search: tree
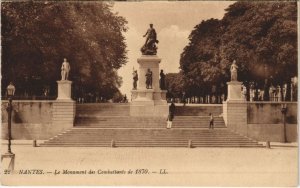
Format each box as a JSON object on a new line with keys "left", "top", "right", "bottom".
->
{"left": 180, "top": 19, "right": 227, "bottom": 98}
{"left": 222, "top": 2, "right": 297, "bottom": 100}
{"left": 180, "top": 2, "right": 297, "bottom": 101}
{"left": 165, "top": 73, "right": 184, "bottom": 99}
{"left": 222, "top": 2, "right": 297, "bottom": 83}
{"left": 2, "top": 1, "right": 128, "bottom": 100}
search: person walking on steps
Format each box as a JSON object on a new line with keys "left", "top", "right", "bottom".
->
{"left": 209, "top": 113, "right": 214, "bottom": 129}
{"left": 167, "top": 100, "right": 176, "bottom": 129}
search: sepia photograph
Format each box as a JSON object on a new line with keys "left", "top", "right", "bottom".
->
{"left": 1, "top": 0, "right": 298, "bottom": 186}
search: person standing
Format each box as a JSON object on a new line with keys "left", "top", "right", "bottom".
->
{"left": 209, "top": 113, "right": 214, "bottom": 129}
{"left": 167, "top": 100, "right": 176, "bottom": 129}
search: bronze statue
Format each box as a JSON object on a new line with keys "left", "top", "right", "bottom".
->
{"left": 133, "top": 70, "right": 138, "bottom": 90}
{"left": 141, "top": 24, "right": 159, "bottom": 55}
{"left": 160, "top": 69, "right": 166, "bottom": 90}
{"left": 145, "top": 68, "right": 153, "bottom": 89}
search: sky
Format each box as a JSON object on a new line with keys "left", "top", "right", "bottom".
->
{"left": 112, "top": 1, "right": 234, "bottom": 99}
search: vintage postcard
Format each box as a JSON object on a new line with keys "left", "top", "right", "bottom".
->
{"left": 1, "top": 1, "right": 298, "bottom": 186}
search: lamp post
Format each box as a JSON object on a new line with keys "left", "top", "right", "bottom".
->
{"left": 6, "top": 82, "right": 15, "bottom": 154}
{"left": 281, "top": 103, "right": 288, "bottom": 143}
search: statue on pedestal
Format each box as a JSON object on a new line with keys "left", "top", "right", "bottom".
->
{"left": 230, "top": 60, "right": 238, "bottom": 81}
{"left": 242, "top": 84, "right": 247, "bottom": 100}
{"left": 141, "top": 24, "right": 159, "bottom": 55}
{"left": 61, "top": 58, "right": 70, "bottom": 80}
{"left": 132, "top": 70, "right": 138, "bottom": 90}
{"left": 145, "top": 68, "right": 153, "bottom": 89}
{"left": 160, "top": 69, "right": 166, "bottom": 90}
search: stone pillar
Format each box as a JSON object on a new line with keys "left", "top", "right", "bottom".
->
{"left": 223, "top": 101, "right": 247, "bottom": 127}
{"left": 52, "top": 101, "right": 76, "bottom": 133}
{"left": 57, "top": 80, "right": 72, "bottom": 101}
{"left": 223, "top": 80, "right": 247, "bottom": 133}
{"left": 53, "top": 80, "right": 75, "bottom": 132}
{"left": 131, "top": 55, "right": 168, "bottom": 117}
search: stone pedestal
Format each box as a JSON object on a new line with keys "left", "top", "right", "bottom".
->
{"left": 223, "top": 100, "right": 247, "bottom": 129}
{"left": 130, "top": 55, "right": 168, "bottom": 117}
{"left": 223, "top": 81, "right": 247, "bottom": 130}
{"left": 227, "top": 81, "right": 244, "bottom": 101}
{"left": 57, "top": 80, "right": 73, "bottom": 101}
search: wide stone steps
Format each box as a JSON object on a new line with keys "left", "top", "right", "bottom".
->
{"left": 41, "top": 104, "right": 261, "bottom": 148}
{"left": 76, "top": 104, "right": 130, "bottom": 116}
{"left": 175, "top": 105, "right": 223, "bottom": 116}
{"left": 76, "top": 104, "right": 223, "bottom": 117}
{"left": 75, "top": 116, "right": 226, "bottom": 129}
{"left": 40, "top": 128, "right": 263, "bottom": 148}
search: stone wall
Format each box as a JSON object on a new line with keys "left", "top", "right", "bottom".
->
{"left": 1, "top": 100, "right": 75, "bottom": 140}
{"left": 248, "top": 102, "right": 297, "bottom": 124}
{"left": 244, "top": 124, "right": 297, "bottom": 143}
{"left": 223, "top": 101, "right": 298, "bottom": 142}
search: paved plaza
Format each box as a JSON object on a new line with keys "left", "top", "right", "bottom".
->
{"left": 1, "top": 141, "right": 298, "bottom": 186}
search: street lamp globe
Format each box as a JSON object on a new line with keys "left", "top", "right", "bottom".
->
{"left": 7, "top": 82, "right": 15, "bottom": 97}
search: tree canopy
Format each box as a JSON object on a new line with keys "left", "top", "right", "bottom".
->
{"left": 165, "top": 73, "right": 184, "bottom": 98}
{"left": 2, "top": 1, "right": 127, "bottom": 99}
{"left": 179, "top": 2, "right": 297, "bottom": 99}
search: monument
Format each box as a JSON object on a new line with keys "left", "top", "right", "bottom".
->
{"left": 57, "top": 58, "right": 73, "bottom": 101}
{"left": 131, "top": 24, "right": 168, "bottom": 116}
{"left": 223, "top": 59, "right": 246, "bottom": 128}
{"left": 54, "top": 58, "right": 75, "bottom": 135}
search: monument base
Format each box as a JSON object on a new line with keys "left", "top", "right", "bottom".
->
{"left": 130, "top": 55, "right": 168, "bottom": 117}
{"left": 57, "top": 80, "right": 73, "bottom": 101}
{"left": 226, "top": 81, "right": 245, "bottom": 102}
{"left": 130, "top": 104, "right": 168, "bottom": 117}
{"left": 131, "top": 89, "right": 167, "bottom": 104}
{"left": 130, "top": 89, "right": 168, "bottom": 117}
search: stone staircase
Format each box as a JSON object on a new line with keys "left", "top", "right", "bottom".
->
{"left": 75, "top": 116, "right": 226, "bottom": 129}
{"left": 40, "top": 128, "right": 262, "bottom": 147}
{"left": 41, "top": 104, "right": 263, "bottom": 148}
{"left": 175, "top": 105, "right": 223, "bottom": 116}
{"left": 76, "top": 103, "right": 130, "bottom": 116}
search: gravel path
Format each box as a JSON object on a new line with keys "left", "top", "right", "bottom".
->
{"left": 1, "top": 142, "right": 298, "bottom": 186}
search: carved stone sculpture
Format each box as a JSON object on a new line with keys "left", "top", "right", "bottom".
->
{"left": 160, "top": 69, "right": 166, "bottom": 90}
{"left": 230, "top": 60, "right": 238, "bottom": 81}
{"left": 61, "top": 58, "right": 70, "bottom": 80}
{"left": 145, "top": 68, "right": 153, "bottom": 89}
{"left": 133, "top": 70, "right": 138, "bottom": 90}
